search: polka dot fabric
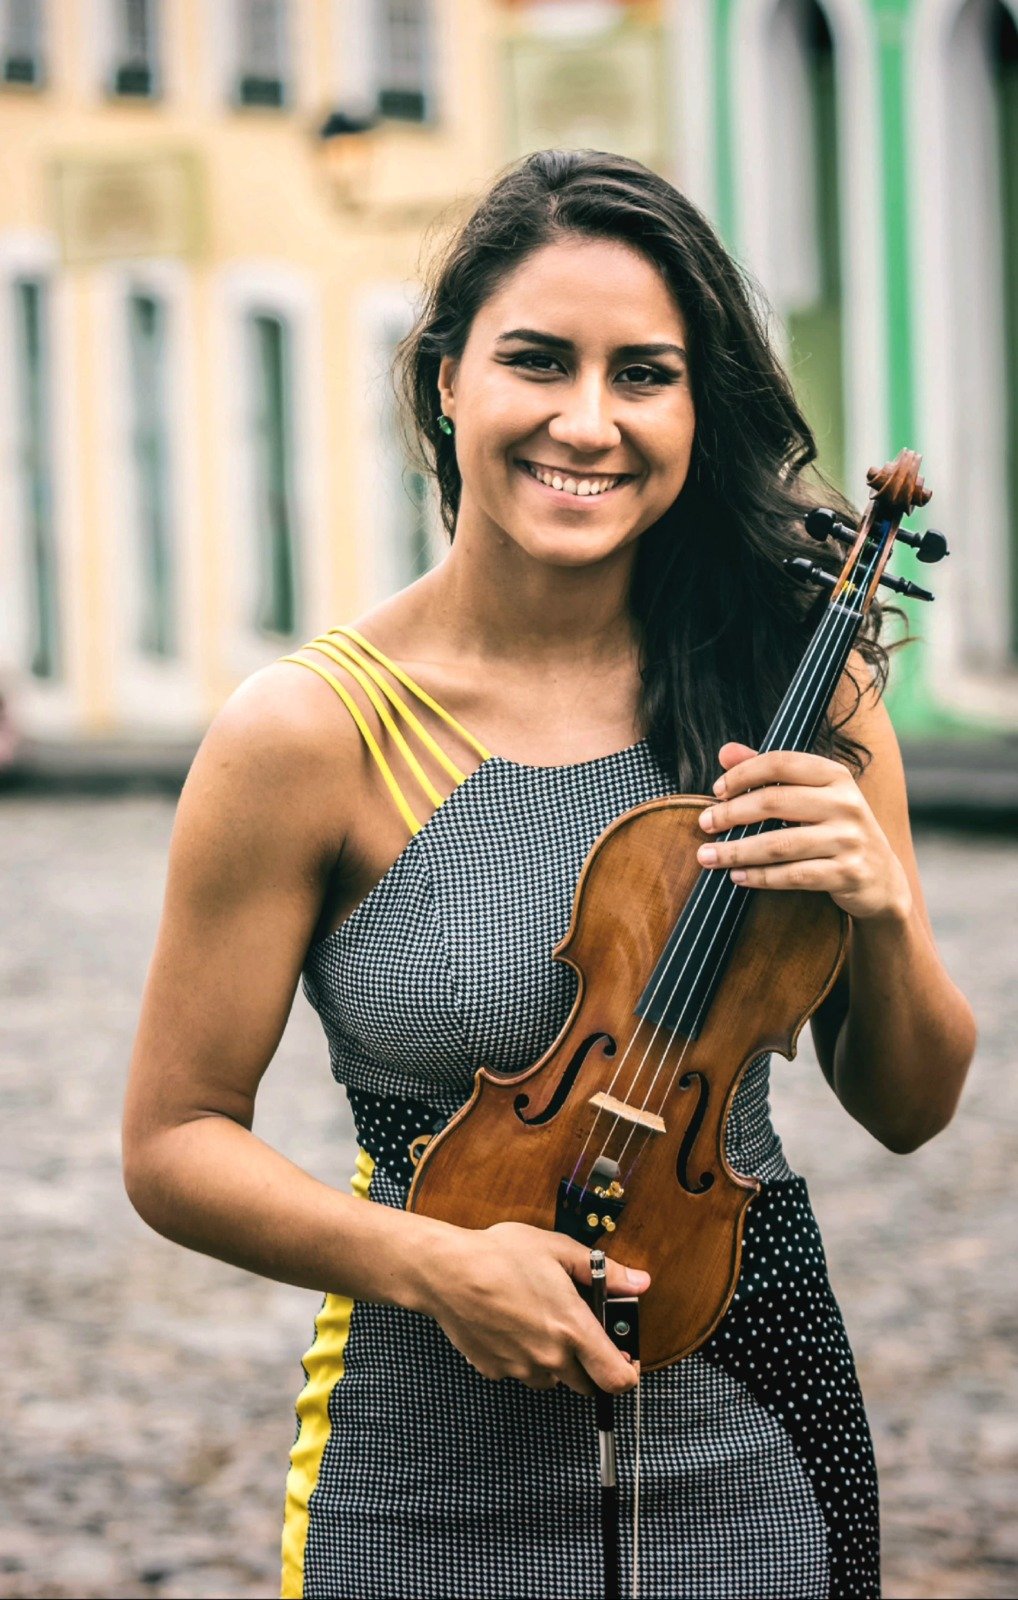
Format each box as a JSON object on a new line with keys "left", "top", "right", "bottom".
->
{"left": 289, "top": 742, "right": 880, "bottom": 1598}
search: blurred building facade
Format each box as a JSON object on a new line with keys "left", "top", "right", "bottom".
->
{"left": 0, "top": 0, "right": 514, "bottom": 752}
{"left": 0, "top": 0, "right": 1014, "bottom": 774}
{"left": 675, "top": 0, "right": 1018, "bottom": 748}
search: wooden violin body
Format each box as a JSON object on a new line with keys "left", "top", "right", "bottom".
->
{"left": 407, "top": 795, "right": 847, "bottom": 1372}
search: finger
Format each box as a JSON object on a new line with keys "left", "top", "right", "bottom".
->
{"left": 698, "top": 823, "right": 841, "bottom": 871}
{"left": 712, "top": 749, "right": 842, "bottom": 799}
{"left": 577, "top": 1323, "right": 640, "bottom": 1395}
{"left": 557, "top": 1243, "right": 650, "bottom": 1296}
{"left": 557, "top": 1353, "right": 596, "bottom": 1398}
{"left": 717, "top": 741, "right": 757, "bottom": 770}
{"left": 699, "top": 785, "right": 843, "bottom": 833}
{"left": 604, "top": 1256, "right": 650, "bottom": 1297}
{"left": 726, "top": 858, "right": 845, "bottom": 891}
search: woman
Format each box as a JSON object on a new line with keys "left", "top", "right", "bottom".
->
{"left": 123, "top": 150, "right": 976, "bottom": 1600}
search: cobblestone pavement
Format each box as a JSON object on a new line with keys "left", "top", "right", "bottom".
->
{"left": 1, "top": 794, "right": 1015, "bottom": 1600}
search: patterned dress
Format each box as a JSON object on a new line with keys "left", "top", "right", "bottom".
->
{"left": 278, "top": 626, "right": 881, "bottom": 1600}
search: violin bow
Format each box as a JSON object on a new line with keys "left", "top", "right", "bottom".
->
{"left": 589, "top": 1251, "right": 642, "bottom": 1600}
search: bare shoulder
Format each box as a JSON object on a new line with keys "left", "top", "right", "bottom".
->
{"left": 176, "top": 655, "right": 365, "bottom": 900}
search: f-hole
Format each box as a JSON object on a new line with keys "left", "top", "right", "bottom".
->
{"left": 676, "top": 1070, "right": 715, "bottom": 1194}
{"left": 514, "top": 1032, "right": 617, "bottom": 1126}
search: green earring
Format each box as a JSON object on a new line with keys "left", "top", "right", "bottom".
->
{"left": 436, "top": 414, "right": 454, "bottom": 436}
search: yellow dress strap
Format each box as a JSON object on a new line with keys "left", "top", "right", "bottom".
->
{"left": 279, "top": 625, "right": 490, "bottom": 840}
{"left": 331, "top": 626, "right": 491, "bottom": 761}
{"left": 280, "top": 653, "right": 423, "bottom": 837}
{"left": 314, "top": 634, "right": 472, "bottom": 787}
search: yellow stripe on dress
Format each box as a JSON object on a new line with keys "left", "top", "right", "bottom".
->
{"left": 280, "top": 1146, "right": 375, "bottom": 1600}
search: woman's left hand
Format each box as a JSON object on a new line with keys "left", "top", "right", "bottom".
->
{"left": 696, "top": 741, "right": 913, "bottom": 923}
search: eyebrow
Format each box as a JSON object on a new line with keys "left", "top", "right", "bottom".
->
{"left": 495, "top": 327, "right": 687, "bottom": 362}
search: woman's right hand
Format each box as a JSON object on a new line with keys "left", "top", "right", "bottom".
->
{"left": 418, "top": 1220, "right": 650, "bottom": 1396}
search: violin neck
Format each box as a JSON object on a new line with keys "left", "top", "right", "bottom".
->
{"left": 635, "top": 599, "right": 861, "bottom": 1040}
{"left": 758, "top": 598, "right": 862, "bottom": 758}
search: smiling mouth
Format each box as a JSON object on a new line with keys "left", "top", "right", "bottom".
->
{"left": 516, "top": 459, "right": 635, "bottom": 500}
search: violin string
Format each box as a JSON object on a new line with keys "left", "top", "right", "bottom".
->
{"left": 566, "top": 592, "right": 857, "bottom": 1193}
{"left": 609, "top": 597, "right": 866, "bottom": 1180}
{"left": 565, "top": 590, "right": 860, "bottom": 1193}
{"left": 608, "top": 550, "right": 880, "bottom": 1185}
{"left": 573, "top": 541, "right": 877, "bottom": 1194}
{"left": 626, "top": 542, "right": 881, "bottom": 1136}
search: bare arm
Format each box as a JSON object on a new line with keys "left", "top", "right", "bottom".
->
{"left": 122, "top": 665, "right": 645, "bottom": 1394}
{"left": 808, "top": 679, "right": 976, "bottom": 1151}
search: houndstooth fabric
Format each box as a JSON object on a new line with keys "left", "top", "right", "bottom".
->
{"left": 293, "top": 741, "right": 880, "bottom": 1598}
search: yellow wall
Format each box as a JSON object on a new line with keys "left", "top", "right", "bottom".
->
{"left": 0, "top": 0, "right": 507, "bottom": 739}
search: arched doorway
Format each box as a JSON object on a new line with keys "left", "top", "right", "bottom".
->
{"left": 731, "top": 0, "right": 883, "bottom": 507}
{"left": 772, "top": 0, "right": 846, "bottom": 492}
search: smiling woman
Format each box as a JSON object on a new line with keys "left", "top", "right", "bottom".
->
{"left": 122, "top": 149, "right": 975, "bottom": 1600}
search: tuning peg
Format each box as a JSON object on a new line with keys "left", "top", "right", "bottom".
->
{"left": 895, "top": 526, "right": 949, "bottom": 563}
{"left": 785, "top": 556, "right": 837, "bottom": 589}
{"left": 878, "top": 571, "right": 934, "bottom": 601}
{"left": 804, "top": 508, "right": 855, "bottom": 545}
{"left": 787, "top": 556, "right": 934, "bottom": 603}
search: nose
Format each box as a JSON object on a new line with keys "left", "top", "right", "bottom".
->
{"left": 547, "top": 372, "right": 622, "bottom": 455}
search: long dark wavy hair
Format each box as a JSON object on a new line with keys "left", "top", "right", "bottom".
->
{"left": 394, "top": 148, "right": 900, "bottom": 791}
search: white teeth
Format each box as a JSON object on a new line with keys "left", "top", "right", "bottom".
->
{"left": 523, "top": 461, "right": 622, "bottom": 495}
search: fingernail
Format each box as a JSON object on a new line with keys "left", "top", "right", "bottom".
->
{"left": 698, "top": 808, "right": 713, "bottom": 830}
{"left": 626, "top": 1267, "right": 650, "bottom": 1287}
{"left": 730, "top": 869, "right": 747, "bottom": 884}
{"left": 713, "top": 777, "right": 725, "bottom": 796}
{"left": 698, "top": 844, "right": 718, "bottom": 864}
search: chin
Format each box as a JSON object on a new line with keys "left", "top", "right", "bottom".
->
{"left": 517, "top": 527, "right": 636, "bottom": 569}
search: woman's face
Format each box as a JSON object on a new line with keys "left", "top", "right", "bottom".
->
{"left": 437, "top": 236, "right": 696, "bottom": 570}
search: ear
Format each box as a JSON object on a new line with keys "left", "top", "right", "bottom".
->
{"left": 437, "top": 354, "right": 459, "bottom": 421}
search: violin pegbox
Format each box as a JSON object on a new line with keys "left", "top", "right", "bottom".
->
{"left": 788, "top": 448, "right": 949, "bottom": 610}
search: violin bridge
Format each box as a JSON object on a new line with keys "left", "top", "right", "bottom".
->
{"left": 589, "top": 1092, "right": 666, "bottom": 1134}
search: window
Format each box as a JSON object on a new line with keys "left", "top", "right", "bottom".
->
{"left": 380, "top": 324, "right": 433, "bottom": 591}
{"left": 246, "top": 312, "right": 299, "bottom": 635}
{"left": 109, "top": 0, "right": 160, "bottom": 97}
{"left": 376, "top": 0, "right": 433, "bottom": 122}
{"left": 360, "top": 304, "right": 438, "bottom": 600}
{"left": 768, "top": 0, "right": 846, "bottom": 492}
{"left": 1, "top": 0, "right": 45, "bottom": 87}
{"left": 235, "top": 0, "right": 290, "bottom": 108}
{"left": 12, "top": 277, "right": 59, "bottom": 679}
{"left": 126, "top": 291, "right": 174, "bottom": 656}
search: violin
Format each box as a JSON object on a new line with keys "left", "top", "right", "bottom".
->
{"left": 406, "top": 450, "right": 947, "bottom": 1373}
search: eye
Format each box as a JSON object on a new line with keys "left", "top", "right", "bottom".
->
{"left": 505, "top": 352, "right": 562, "bottom": 374}
{"left": 619, "top": 364, "right": 676, "bottom": 387}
